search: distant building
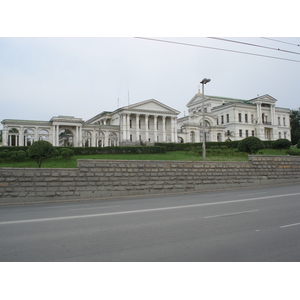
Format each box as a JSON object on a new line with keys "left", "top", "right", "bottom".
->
{"left": 1, "top": 99, "right": 180, "bottom": 147}
{"left": 1, "top": 92, "right": 291, "bottom": 147}
{"left": 177, "top": 93, "right": 291, "bottom": 143}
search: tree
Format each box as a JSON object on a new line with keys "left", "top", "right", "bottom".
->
{"left": 272, "top": 139, "right": 291, "bottom": 152}
{"left": 0, "top": 130, "right": 2, "bottom": 143}
{"left": 290, "top": 109, "right": 300, "bottom": 145}
{"left": 237, "top": 137, "right": 264, "bottom": 154}
{"left": 28, "top": 140, "right": 54, "bottom": 168}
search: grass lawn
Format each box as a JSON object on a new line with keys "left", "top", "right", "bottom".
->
{"left": 0, "top": 149, "right": 288, "bottom": 168}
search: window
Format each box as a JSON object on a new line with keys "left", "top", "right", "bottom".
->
{"left": 279, "top": 132, "right": 281, "bottom": 139}
{"left": 221, "top": 115, "right": 224, "bottom": 124}
{"left": 252, "top": 130, "right": 255, "bottom": 137}
{"left": 239, "top": 129, "right": 243, "bottom": 137}
{"left": 245, "top": 130, "right": 249, "bottom": 137}
{"left": 130, "top": 120, "right": 132, "bottom": 128}
{"left": 217, "top": 118, "right": 219, "bottom": 125}
{"left": 245, "top": 114, "right": 248, "bottom": 123}
{"left": 139, "top": 120, "right": 141, "bottom": 129}
{"left": 283, "top": 117, "right": 286, "bottom": 126}
{"left": 148, "top": 120, "right": 150, "bottom": 129}
{"left": 226, "top": 114, "right": 229, "bottom": 123}
{"left": 130, "top": 134, "right": 132, "bottom": 142}
{"left": 284, "top": 132, "right": 287, "bottom": 139}
{"left": 278, "top": 117, "right": 281, "bottom": 125}
{"left": 238, "top": 113, "right": 242, "bottom": 122}
{"left": 251, "top": 114, "right": 254, "bottom": 123}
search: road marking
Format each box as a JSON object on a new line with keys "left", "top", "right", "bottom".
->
{"left": 280, "top": 222, "right": 300, "bottom": 228}
{"left": 204, "top": 210, "right": 259, "bottom": 219}
{"left": 1, "top": 192, "right": 300, "bottom": 225}
{"left": 70, "top": 205, "right": 120, "bottom": 211}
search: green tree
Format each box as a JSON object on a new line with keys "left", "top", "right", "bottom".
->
{"left": 272, "top": 139, "right": 291, "bottom": 152}
{"left": 290, "top": 109, "right": 300, "bottom": 145}
{"left": 237, "top": 137, "right": 264, "bottom": 154}
{"left": 28, "top": 140, "right": 54, "bottom": 168}
{"left": 0, "top": 129, "right": 2, "bottom": 143}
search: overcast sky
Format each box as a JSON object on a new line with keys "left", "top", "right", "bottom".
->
{"left": 1, "top": 2, "right": 300, "bottom": 131}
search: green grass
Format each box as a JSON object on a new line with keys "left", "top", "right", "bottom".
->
{"left": 0, "top": 148, "right": 288, "bottom": 168}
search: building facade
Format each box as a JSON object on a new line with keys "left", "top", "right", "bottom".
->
{"left": 177, "top": 93, "right": 291, "bottom": 143}
{"left": 1, "top": 99, "right": 180, "bottom": 147}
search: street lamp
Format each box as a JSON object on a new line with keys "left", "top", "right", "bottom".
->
{"left": 200, "top": 78, "right": 211, "bottom": 161}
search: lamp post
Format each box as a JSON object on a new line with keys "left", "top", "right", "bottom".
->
{"left": 200, "top": 78, "right": 211, "bottom": 161}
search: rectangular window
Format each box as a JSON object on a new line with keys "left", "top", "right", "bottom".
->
{"left": 130, "top": 120, "right": 132, "bottom": 128}
{"left": 130, "top": 134, "right": 132, "bottom": 142}
{"left": 139, "top": 120, "right": 141, "bottom": 129}
{"left": 245, "top": 114, "right": 248, "bottom": 123}
{"left": 284, "top": 132, "right": 287, "bottom": 139}
{"left": 283, "top": 117, "right": 286, "bottom": 126}
{"left": 252, "top": 130, "right": 255, "bottom": 137}
{"left": 238, "top": 113, "right": 242, "bottom": 122}
{"left": 221, "top": 115, "right": 224, "bottom": 124}
{"left": 279, "top": 132, "right": 281, "bottom": 139}
{"left": 251, "top": 114, "right": 254, "bottom": 123}
{"left": 148, "top": 121, "right": 150, "bottom": 129}
{"left": 226, "top": 114, "right": 229, "bottom": 123}
{"left": 239, "top": 129, "right": 243, "bottom": 137}
{"left": 246, "top": 130, "right": 249, "bottom": 137}
{"left": 217, "top": 118, "right": 219, "bottom": 125}
{"left": 278, "top": 117, "right": 281, "bottom": 125}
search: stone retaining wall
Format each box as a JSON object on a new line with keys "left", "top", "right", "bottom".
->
{"left": 0, "top": 156, "right": 300, "bottom": 205}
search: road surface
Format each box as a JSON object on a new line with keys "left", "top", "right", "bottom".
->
{"left": 1, "top": 184, "right": 300, "bottom": 261}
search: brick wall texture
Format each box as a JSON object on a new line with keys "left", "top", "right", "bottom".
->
{"left": 0, "top": 156, "right": 300, "bottom": 205}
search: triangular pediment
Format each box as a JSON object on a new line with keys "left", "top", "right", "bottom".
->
{"left": 122, "top": 99, "right": 180, "bottom": 115}
{"left": 186, "top": 93, "right": 205, "bottom": 107}
{"left": 247, "top": 94, "right": 277, "bottom": 104}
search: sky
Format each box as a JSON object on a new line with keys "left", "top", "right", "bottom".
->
{"left": 1, "top": 2, "right": 300, "bottom": 132}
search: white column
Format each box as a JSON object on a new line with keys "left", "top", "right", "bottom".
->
{"left": 34, "top": 127, "right": 39, "bottom": 142}
{"left": 52, "top": 125, "right": 56, "bottom": 146}
{"left": 257, "top": 102, "right": 262, "bottom": 124}
{"left": 2, "top": 126, "right": 8, "bottom": 146}
{"left": 162, "top": 116, "right": 166, "bottom": 142}
{"left": 154, "top": 115, "right": 157, "bottom": 143}
{"left": 127, "top": 114, "right": 130, "bottom": 141}
{"left": 92, "top": 129, "right": 96, "bottom": 147}
{"left": 271, "top": 104, "right": 275, "bottom": 125}
{"left": 171, "top": 117, "right": 176, "bottom": 142}
{"left": 104, "top": 131, "right": 109, "bottom": 146}
{"left": 56, "top": 125, "right": 59, "bottom": 146}
{"left": 79, "top": 126, "right": 82, "bottom": 147}
{"left": 19, "top": 127, "right": 24, "bottom": 146}
{"left": 136, "top": 114, "right": 140, "bottom": 142}
{"left": 145, "top": 115, "right": 149, "bottom": 142}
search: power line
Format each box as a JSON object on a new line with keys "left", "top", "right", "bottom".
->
{"left": 135, "top": 37, "right": 300, "bottom": 63}
{"left": 208, "top": 37, "right": 300, "bottom": 56}
{"left": 261, "top": 37, "right": 300, "bottom": 47}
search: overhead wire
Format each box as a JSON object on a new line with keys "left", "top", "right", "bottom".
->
{"left": 135, "top": 37, "right": 300, "bottom": 63}
{"left": 208, "top": 37, "right": 300, "bottom": 56}
{"left": 261, "top": 37, "right": 300, "bottom": 47}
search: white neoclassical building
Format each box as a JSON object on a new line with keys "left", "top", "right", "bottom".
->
{"left": 177, "top": 92, "right": 291, "bottom": 143}
{"left": 1, "top": 99, "right": 180, "bottom": 147}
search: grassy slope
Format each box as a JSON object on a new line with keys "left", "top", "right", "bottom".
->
{"left": 0, "top": 149, "right": 287, "bottom": 168}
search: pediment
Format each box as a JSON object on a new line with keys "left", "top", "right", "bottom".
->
{"left": 186, "top": 93, "right": 206, "bottom": 107}
{"left": 123, "top": 99, "right": 180, "bottom": 114}
{"left": 247, "top": 94, "right": 277, "bottom": 104}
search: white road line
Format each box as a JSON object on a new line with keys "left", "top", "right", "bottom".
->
{"left": 280, "top": 222, "right": 300, "bottom": 228}
{"left": 204, "top": 210, "right": 259, "bottom": 219}
{"left": 70, "top": 205, "right": 120, "bottom": 211}
{"left": 1, "top": 192, "right": 300, "bottom": 225}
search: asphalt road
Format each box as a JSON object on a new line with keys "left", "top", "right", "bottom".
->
{"left": 1, "top": 184, "right": 300, "bottom": 261}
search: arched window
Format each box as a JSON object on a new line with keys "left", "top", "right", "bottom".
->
{"left": 82, "top": 131, "right": 92, "bottom": 147}
{"left": 96, "top": 131, "right": 105, "bottom": 147}
{"left": 109, "top": 132, "right": 118, "bottom": 146}
{"left": 8, "top": 128, "right": 19, "bottom": 146}
{"left": 59, "top": 129, "right": 73, "bottom": 147}
{"left": 24, "top": 128, "right": 34, "bottom": 146}
{"left": 39, "top": 129, "right": 49, "bottom": 141}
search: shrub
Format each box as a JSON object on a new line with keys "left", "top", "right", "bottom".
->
{"left": 16, "top": 150, "right": 27, "bottom": 161}
{"left": 237, "top": 137, "right": 264, "bottom": 154}
{"left": 28, "top": 141, "right": 54, "bottom": 168}
{"left": 297, "top": 139, "right": 300, "bottom": 149}
{"left": 60, "top": 148, "right": 74, "bottom": 159}
{"left": 286, "top": 148, "right": 300, "bottom": 156}
{"left": 272, "top": 139, "right": 291, "bottom": 152}
{"left": 0, "top": 150, "right": 9, "bottom": 163}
